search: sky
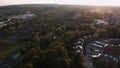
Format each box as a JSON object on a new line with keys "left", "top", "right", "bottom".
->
{"left": 0, "top": 0, "right": 120, "bottom": 6}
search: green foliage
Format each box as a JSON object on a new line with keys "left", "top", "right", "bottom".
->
{"left": 33, "top": 32, "right": 40, "bottom": 42}
{"left": 105, "top": 26, "right": 120, "bottom": 38}
{"left": 17, "top": 45, "right": 71, "bottom": 68}
{"left": 0, "top": 4, "right": 119, "bottom": 68}
{"left": 96, "top": 26, "right": 120, "bottom": 38}
{"left": 30, "top": 45, "right": 70, "bottom": 68}
{"left": 96, "top": 28, "right": 108, "bottom": 38}
{"left": 0, "top": 40, "right": 10, "bottom": 48}
{"left": 71, "top": 53, "right": 86, "bottom": 68}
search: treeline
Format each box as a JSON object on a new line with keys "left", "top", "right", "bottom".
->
{"left": 0, "top": 5, "right": 120, "bottom": 68}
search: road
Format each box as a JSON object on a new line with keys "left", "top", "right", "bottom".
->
{"left": 86, "top": 49, "right": 94, "bottom": 68}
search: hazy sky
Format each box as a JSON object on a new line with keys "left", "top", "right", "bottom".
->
{"left": 0, "top": 0, "right": 120, "bottom": 6}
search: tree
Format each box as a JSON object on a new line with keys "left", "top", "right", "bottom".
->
{"left": 96, "top": 28, "right": 108, "bottom": 38}
{"left": 24, "top": 63, "right": 33, "bottom": 68}
{"left": 0, "top": 40, "right": 10, "bottom": 48}
{"left": 71, "top": 53, "right": 86, "bottom": 68}
{"left": 33, "top": 32, "right": 40, "bottom": 42}
{"left": 106, "top": 26, "right": 120, "bottom": 38}
{"left": 30, "top": 45, "right": 70, "bottom": 68}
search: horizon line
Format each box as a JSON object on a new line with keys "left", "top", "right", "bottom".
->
{"left": 0, "top": 3, "right": 120, "bottom": 7}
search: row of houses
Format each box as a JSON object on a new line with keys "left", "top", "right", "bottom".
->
{"left": 102, "top": 44, "right": 120, "bottom": 62}
{"left": 12, "top": 13, "right": 37, "bottom": 20}
{"left": 72, "top": 39, "right": 83, "bottom": 54}
{"left": 0, "top": 19, "right": 16, "bottom": 29}
{"left": 87, "top": 39, "right": 120, "bottom": 58}
{"left": 87, "top": 40, "right": 108, "bottom": 58}
{"left": 71, "top": 34, "right": 120, "bottom": 68}
{"left": 86, "top": 38, "right": 120, "bottom": 68}
{"left": 72, "top": 35, "right": 91, "bottom": 54}
{"left": 0, "top": 12, "right": 37, "bottom": 29}
{"left": 72, "top": 35, "right": 98, "bottom": 54}
{"left": 0, "top": 22, "right": 7, "bottom": 28}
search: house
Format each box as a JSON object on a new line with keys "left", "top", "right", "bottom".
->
{"left": 12, "top": 53, "right": 21, "bottom": 60}
{"left": 0, "top": 21, "right": 7, "bottom": 28}
{"left": 87, "top": 40, "right": 109, "bottom": 58}
{"left": 18, "top": 13, "right": 37, "bottom": 20}
{"left": 72, "top": 38, "right": 84, "bottom": 54}
{"left": 90, "top": 39, "right": 120, "bottom": 67}
{"left": 97, "top": 44, "right": 120, "bottom": 68}
{"left": 92, "top": 53, "right": 101, "bottom": 58}
{"left": 93, "top": 20, "right": 108, "bottom": 28}
{"left": 12, "top": 13, "right": 37, "bottom": 20}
